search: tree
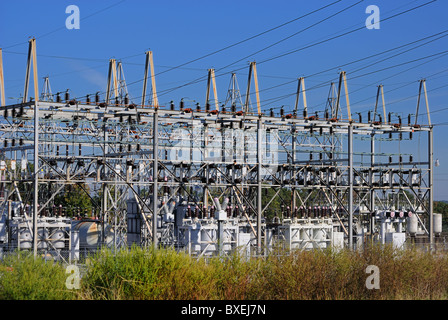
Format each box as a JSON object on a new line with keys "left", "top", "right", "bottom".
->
{"left": 433, "top": 201, "right": 448, "bottom": 232}
{"left": 54, "top": 183, "right": 93, "bottom": 217}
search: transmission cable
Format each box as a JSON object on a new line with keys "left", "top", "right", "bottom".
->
{"left": 142, "top": 0, "right": 439, "bottom": 103}
{"left": 93, "top": 0, "right": 346, "bottom": 101}
{"left": 2, "top": 0, "right": 127, "bottom": 49}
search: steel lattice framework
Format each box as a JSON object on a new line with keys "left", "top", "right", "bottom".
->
{"left": 0, "top": 39, "right": 436, "bottom": 256}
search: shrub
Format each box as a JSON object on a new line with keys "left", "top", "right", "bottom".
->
{"left": 0, "top": 252, "right": 76, "bottom": 300}
{"left": 2, "top": 246, "right": 448, "bottom": 300}
{"left": 80, "top": 246, "right": 219, "bottom": 300}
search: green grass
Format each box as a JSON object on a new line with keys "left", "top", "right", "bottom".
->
{"left": 1, "top": 245, "right": 448, "bottom": 300}
{"left": 81, "top": 245, "right": 219, "bottom": 299}
{"left": 0, "top": 252, "right": 77, "bottom": 300}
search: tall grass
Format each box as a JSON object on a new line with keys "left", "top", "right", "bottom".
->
{"left": 0, "top": 252, "right": 76, "bottom": 300}
{"left": 81, "top": 245, "right": 220, "bottom": 299}
{"left": 79, "top": 245, "right": 448, "bottom": 300}
{"left": 1, "top": 245, "right": 448, "bottom": 300}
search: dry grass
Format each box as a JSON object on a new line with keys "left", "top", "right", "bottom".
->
{"left": 79, "top": 245, "right": 448, "bottom": 300}
{"left": 0, "top": 252, "right": 76, "bottom": 300}
{"left": 1, "top": 245, "right": 448, "bottom": 300}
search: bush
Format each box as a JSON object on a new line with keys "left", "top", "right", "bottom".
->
{"left": 0, "top": 252, "right": 77, "bottom": 300}
{"left": 80, "top": 246, "right": 219, "bottom": 300}
{"left": 2, "top": 246, "right": 448, "bottom": 300}
{"left": 79, "top": 245, "right": 448, "bottom": 300}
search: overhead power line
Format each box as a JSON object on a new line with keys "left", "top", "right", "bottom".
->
{"left": 94, "top": 0, "right": 346, "bottom": 100}
{"left": 138, "top": 0, "right": 439, "bottom": 103}
{"left": 1, "top": 0, "right": 127, "bottom": 50}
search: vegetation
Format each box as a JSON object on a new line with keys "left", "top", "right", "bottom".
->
{"left": 0, "top": 252, "right": 75, "bottom": 300}
{"left": 1, "top": 245, "right": 448, "bottom": 300}
{"left": 54, "top": 183, "right": 94, "bottom": 217}
{"left": 434, "top": 201, "right": 448, "bottom": 232}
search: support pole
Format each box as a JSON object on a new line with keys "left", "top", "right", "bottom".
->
{"left": 153, "top": 108, "right": 159, "bottom": 249}
{"left": 211, "top": 69, "right": 219, "bottom": 111}
{"left": 380, "top": 85, "right": 386, "bottom": 122}
{"left": 348, "top": 124, "right": 354, "bottom": 249}
{"left": 415, "top": 79, "right": 431, "bottom": 126}
{"left": 23, "top": 41, "right": 32, "bottom": 103}
{"left": 428, "top": 126, "right": 434, "bottom": 248}
{"left": 244, "top": 62, "right": 261, "bottom": 115}
{"left": 102, "top": 183, "right": 108, "bottom": 245}
{"left": 373, "top": 85, "right": 386, "bottom": 122}
{"left": 291, "top": 129, "right": 296, "bottom": 211}
{"left": 0, "top": 48, "right": 5, "bottom": 106}
{"left": 102, "top": 120, "right": 109, "bottom": 245}
{"left": 257, "top": 118, "right": 262, "bottom": 252}
{"left": 423, "top": 80, "right": 431, "bottom": 126}
{"left": 33, "top": 108, "right": 39, "bottom": 258}
{"left": 370, "top": 133, "right": 375, "bottom": 245}
{"left": 142, "top": 51, "right": 150, "bottom": 107}
{"left": 335, "top": 73, "right": 343, "bottom": 119}
{"left": 252, "top": 62, "right": 261, "bottom": 115}
{"left": 294, "top": 77, "right": 307, "bottom": 116}
{"left": 415, "top": 80, "right": 422, "bottom": 126}
{"left": 106, "top": 59, "right": 117, "bottom": 105}
{"left": 336, "top": 71, "right": 351, "bottom": 121}
{"left": 26, "top": 38, "right": 39, "bottom": 258}
{"left": 244, "top": 63, "right": 253, "bottom": 114}
{"left": 206, "top": 70, "right": 211, "bottom": 109}
{"left": 203, "top": 125, "right": 209, "bottom": 209}
{"left": 343, "top": 71, "right": 351, "bottom": 122}
{"left": 149, "top": 51, "right": 158, "bottom": 107}
{"left": 205, "top": 68, "right": 219, "bottom": 111}
{"left": 326, "top": 82, "right": 337, "bottom": 118}
{"left": 230, "top": 73, "right": 238, "bottom": 108}
{"left": 112, "top": 60, "right": 118, "bottom": 101}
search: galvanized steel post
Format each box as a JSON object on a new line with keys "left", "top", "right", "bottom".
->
{"left": 348, "top": 123, "right": 353, "bottom": 250}
{"left": 257, "top": 118, "right": 262, "bottom": 253}
{"left": 428, "top": 126, "right": 434, "bottom": 249}
{"left": 153, "top": 108, "right": 159, "bottom": 249}
{"left": 28, "top": 38, "right": 39, "bottom": 258}
{"left": 370, "top": 133, "right": 375, "bottom": 244}
{"left": 33, "top": 100, "right": 39, "bottom": 257}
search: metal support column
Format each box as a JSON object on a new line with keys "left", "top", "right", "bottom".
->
{"left": 141, "top": 51, "right": 150, "bottom": 107}
{"left": 291, "top": 128, "right": 296, "bottom": 211}
{"left": 153, "top": 109, "right": 159, "bottom": 249}
{"left": 428, "top": 126, "right": 434, "bottom": 248}
{"left": 257, "top": 118, "right": 262, "bottom": 252}
{"left": 370, "top": 133, "right": 375, "bottom": 245}
{"left": 205, "top": 68, "right": 219, "bottom": 111}
{"left": 28, "top": 38, "right": 39, "bottom": 258}
{"left": 33, "top": 101, "right": 39, "bottom": 257}
{"left": 149, "top": 51, "right": 158, "bottom": 107}
{"left": 348, "top": 124, "right": 354, "bottom": 249}
{"left": 101, "top": 119, "right": 109, "bottom": 245}
{"left": 0, "top": 48, "right": 5, "bottom": 106}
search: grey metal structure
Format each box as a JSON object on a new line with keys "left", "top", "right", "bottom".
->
{"left": 0, "top": 39, "right": 438, "bottom": 258}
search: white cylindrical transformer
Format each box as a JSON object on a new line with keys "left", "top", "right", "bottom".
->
{"left": 407, "top": 213, "right": 418, "bottom": 234}
{"left": 51, "top": 228, "right": 66, "bottom": 249}
{"left": 434, "top": 213, "right": 443, "bottom": 234}
{"left": 19, "top": 229, "right": 32, "bottom": 249}
{"left": 72, "top": 220, "right": 114, "bottom": 249}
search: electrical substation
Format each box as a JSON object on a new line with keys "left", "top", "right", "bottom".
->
{"left": 0, "top": 38, "right": 443, "bottom": 262}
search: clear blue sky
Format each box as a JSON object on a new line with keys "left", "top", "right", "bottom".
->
{"left": 1, "top": 0, "right": 447, "bottom": 199}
